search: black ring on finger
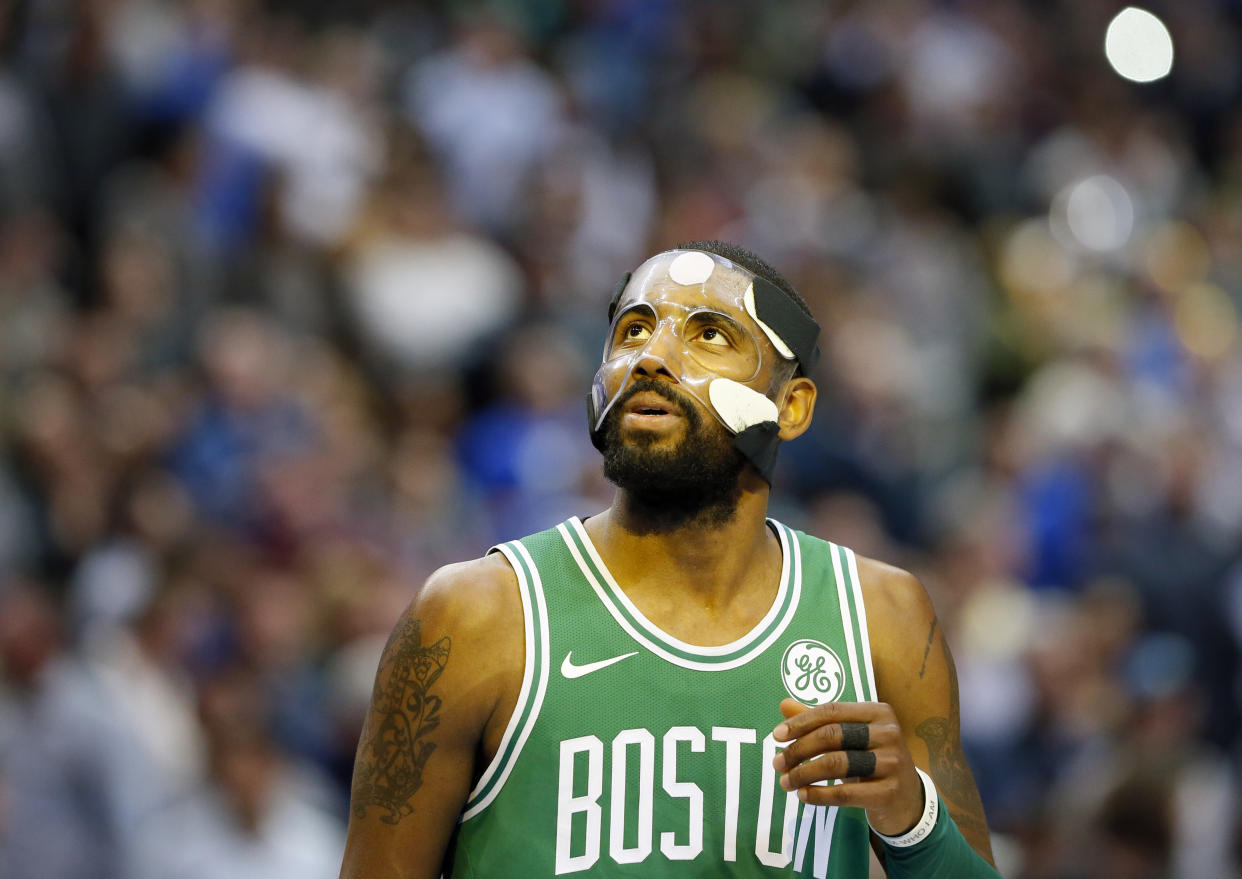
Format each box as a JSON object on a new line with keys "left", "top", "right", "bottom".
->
{"left": 845, "top": 749, "right": 877, "bottom": 778}
{"left": 840, "top": 721, "right": 870, "bottom": 751}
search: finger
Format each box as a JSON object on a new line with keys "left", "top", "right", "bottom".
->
{"left": 780, "top": 748, "right": 889, "bottom": 790}
{"left": 774, "top": 720, "right": 891, "bottom": 771}
{"left": 779, "top": 697, "right": 808, "bottom": 720}
{"left": 779, "top": 753, "right": 842, "bottom": 790}
{"left": 773, "top": 701, "right": 891, "bottom": 741}
{"left": 775, "top": 722, "right": 847, "bottom": 771}
{"left": 795, "top": 777, "right": 898, "bottom": 809}
{"left": 840, "top": 721, "right": 869, "bottom": 751}
{"left": 846, "top": 749, "right": 877, "bottom": 778}
{"left": 774, "top": 721, "right": 855, "bottom": 771}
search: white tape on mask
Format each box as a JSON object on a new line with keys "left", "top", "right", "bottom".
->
{"left": 668, "top": 251, "right": 716, "bottom": 286}
{"left": 708, "top": 379, "right": 780, "bottom": 433}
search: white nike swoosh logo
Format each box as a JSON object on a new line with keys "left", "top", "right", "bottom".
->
{"left": 561, "top": 650, "right": 639, "bottom": 679}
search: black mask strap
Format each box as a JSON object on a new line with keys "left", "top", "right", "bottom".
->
{"left": 750, "top": 276, "right": 820, "bottom": 374}
{"left": 733, "top": 421, "right": 782, "bottom": 484}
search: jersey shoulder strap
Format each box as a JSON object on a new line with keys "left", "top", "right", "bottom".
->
{"left": 460, "top": 525, "right": 562, "bottom": 818}
{"left": 786, "top": 527, "right": 879, "bottom": 703}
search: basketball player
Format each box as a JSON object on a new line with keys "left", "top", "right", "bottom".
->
{"left": 339, "top": 243, "right": 1001, "bottom": 878}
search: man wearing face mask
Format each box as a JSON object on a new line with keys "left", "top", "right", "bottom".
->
{"left": 339, "top": 242, "right": 1001, "bottom": 879}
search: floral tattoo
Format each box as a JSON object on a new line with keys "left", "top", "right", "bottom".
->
{"left": 351, "top": 617, "right": 451, "bottom": 824}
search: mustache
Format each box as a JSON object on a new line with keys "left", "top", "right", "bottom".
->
{"left": 614, "top": 378, "right": 695, "bottom": 419}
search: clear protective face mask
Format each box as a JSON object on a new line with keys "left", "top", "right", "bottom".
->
{"left": 589, "top": 250, "right": 797, "bottom": 437}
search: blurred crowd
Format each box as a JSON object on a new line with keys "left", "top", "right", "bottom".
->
{"left": 1, "top": 0, "right": 1241, "bottom": 877}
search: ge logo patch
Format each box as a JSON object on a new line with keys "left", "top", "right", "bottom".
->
{"left": 780, "top": 639, "right": 846, "bottom": 706}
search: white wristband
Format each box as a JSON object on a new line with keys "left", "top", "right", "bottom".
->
{"left": 871, "top": 768, "right": 940, "bottom": 848}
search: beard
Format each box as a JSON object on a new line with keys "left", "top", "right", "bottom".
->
{"left": 600, "top": 379, "right": 747, "bottom": 533}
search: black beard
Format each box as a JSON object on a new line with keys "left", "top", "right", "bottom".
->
{"left": 600, "top": 379, "right": 746, "bottom": 533}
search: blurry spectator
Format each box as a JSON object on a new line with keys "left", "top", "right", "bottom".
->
{"left": 169, "top": 308, "right": 317, "bottom": 534}
{"left": 0, "top": 580, "right": 154, "bottom": 879}
{"left": 0, "top": 210, "right": 71, "bottom": 381}
{"left": 104, "top": 0, "right": 235, "bottom": 128}
{"left": 515, "top": 120, "right": 657, "bottom": 310}
{"left": 96, "top": 227, "right": 199, "bottom": 372}
{"left": 197, "top": 18, "right": 382, "bottom": 253}
{"left": 456, "top": 321, "right": 605, "bottom": 541}
{"left": 896, "top": 6, "right": 1016, "bottom": 151}
{"left": 10, "top": 370, "right": 118, "bottom": 571}
{"left": 403, "top": 11, "right": 564, "bottom": 235}
{"left": 0, "top": 461, "right": 36, "bottom": 575}
{"left": 742, "top": 114, "right": 877, "bottom": 267}
{"left": 133, "top": 668, "right": 343, "bottom": 879}
{"left": 1086, "top": 770, "right": 1174, "bottom": 879}
{"left": 229, "top": 564, "right": 334, "bottom": 772}
{"left": 0, "top": 50, "right": 43, "bottom": 209}
{"left": 1036, "top": 630, "right": 1239, "bottom": 879}
{"left": 386, "top": 426, "right": 490, "bottom": 579}
{"left": 341, "top": 157, "right": 522, "bottom": 376}
{"left": 78, "top": 570, "right": 209, "bottom": 801}
{"left": 21, "top": 1, "right": 132, "bottom": 303}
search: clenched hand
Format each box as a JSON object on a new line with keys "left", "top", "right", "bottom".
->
{"left": 772, "top": 699, "right": 924, "bottom": 837}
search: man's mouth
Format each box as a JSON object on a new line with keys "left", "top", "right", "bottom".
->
{"left": 628, "top": 408, "right": 676, "bottom": 422}
{"left": 619, "top": 388, "right": 690, "bottom": 429}
{"left": 623, "top": 390, "right": 682, "bottom": 416}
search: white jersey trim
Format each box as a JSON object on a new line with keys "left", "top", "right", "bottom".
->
{"left": 830, "top": 545, "right": 866, "bottom": 704}
{"left": 460, "top": 540, "right": 550, "bottom": 821}
{"left": 845, "top": 547, "right": 878, "bottom": 701}
{"left": 558, "top": 517, "right": 801, "bottom": 671}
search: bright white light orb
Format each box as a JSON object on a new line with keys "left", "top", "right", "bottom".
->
{"left": 1104, "top": 7, "right": 1174, "bottom": 83}
{"left": 1052, "top": 175, "right": 1135, "bottom": 252}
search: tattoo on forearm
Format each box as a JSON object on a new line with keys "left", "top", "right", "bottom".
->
{"left": 915, "top": 716, "right": 976, "bottom": 810}
{"left": 915, "top": 631, "right": 992, "bottom": 858}
{"left": 918, "top": 616, "right": 939, "bottom": 679}
{"left": 351, "top": 617, "right": 451, "bottom": 825}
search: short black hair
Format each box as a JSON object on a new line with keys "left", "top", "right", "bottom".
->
{"left": 676, "top": 240, "right": 814, "bottom": 322}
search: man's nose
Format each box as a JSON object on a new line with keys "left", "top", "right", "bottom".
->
{"left": 631, "top": 320, "right": 684, "bottom": 379}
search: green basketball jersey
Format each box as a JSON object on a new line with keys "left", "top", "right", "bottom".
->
{"left": 447, "top": 517, "right": 879, "bottom": 878}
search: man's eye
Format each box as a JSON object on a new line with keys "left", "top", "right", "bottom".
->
{"left": 699, "top": 326, "right": 727, "bottom": 345}
{"left": 626, "top": 324, "right": 649, "bottom": 339}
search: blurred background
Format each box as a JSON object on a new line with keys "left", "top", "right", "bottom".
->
{"left": 0, "top": 0, "right": 1239, "bottom": 877}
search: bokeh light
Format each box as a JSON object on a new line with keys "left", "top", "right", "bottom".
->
{"left": 1143, "top": 221, "right": 1212, "bottom": 293}
{"left": 1104, "top": 7, "right": 1174, "bottom": 83}
{"left": 1174, "top": 282, "right": 1238, "bottom": 361}
{"left": 1051, "top": 175, "right": 1135, "bottom": 253}
{"left": 998, "top": 218, "right": 1077, "bottom": 298}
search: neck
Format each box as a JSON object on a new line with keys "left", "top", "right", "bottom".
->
{"left": 586, "top": 471, "right": 778, "bottom": 607}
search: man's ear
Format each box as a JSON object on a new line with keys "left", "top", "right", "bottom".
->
{"left": 777, "top": 376, "right": 816, "bottom": 441}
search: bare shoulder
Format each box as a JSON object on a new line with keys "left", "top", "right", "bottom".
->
{"left": 397, "top": 551, "right": 527, "bottom": 726}
{"left": 344, "top": 553, "right": 523, "bottom": 837}
{"left": 365, "top": 550, "right": 526, "bottom": 767}
{"left": 850, "top": 555, "right": 941, "bottom": 704}
{"left": 414, "top": 551, "right": 523, "bottom": 637}
{"left": 852, "top": 555, "right": 936, "bottom": 646}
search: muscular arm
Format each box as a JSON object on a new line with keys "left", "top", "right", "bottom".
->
{"left": 339, "top": 555, "right": 523, "bottom": 879}
{"left": 859, "top": 558, "right": 995, "bottom": 866}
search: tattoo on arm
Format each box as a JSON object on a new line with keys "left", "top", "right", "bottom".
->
{"left": 351, "top": 617, "right": 451, "bottom": 825}
{"left": 914, "top": 631, "right": 994, "bottom": 855}
{"left": 918, "top": 616, "right": 939, "bottom": 679}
